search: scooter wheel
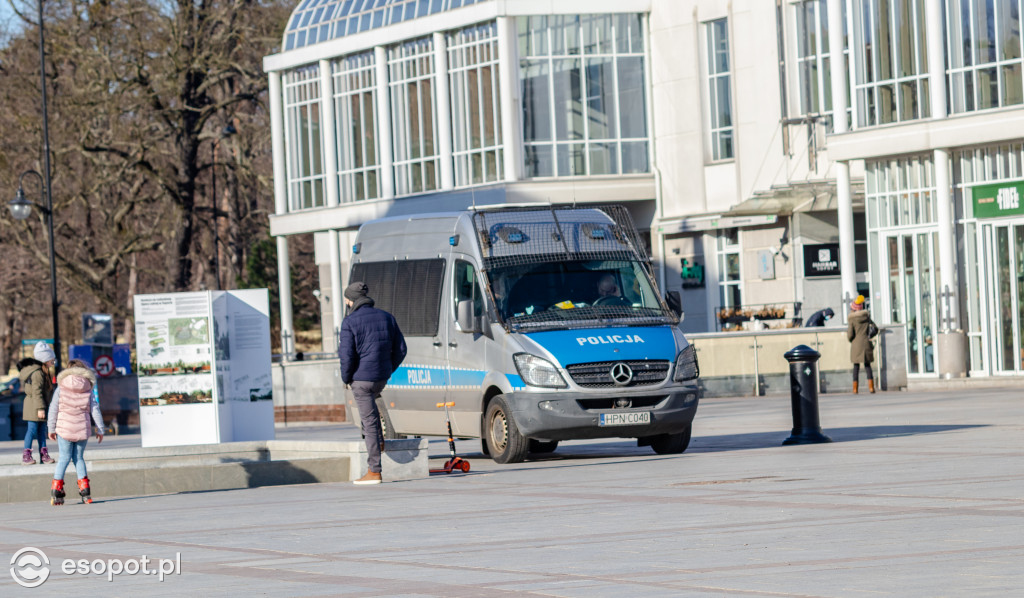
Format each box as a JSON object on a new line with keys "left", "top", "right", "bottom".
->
{"left": 459, "top": 460, "right": 470, "bottom": 473}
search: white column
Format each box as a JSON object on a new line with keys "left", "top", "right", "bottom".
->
{"left": 327, "top": 232, "right": 343, "bottom": 345}
{"left": 496, "top": 16, "right": 522, "bottom": 182}
{"left": 269, "top": 71, "right": 294, "bottom": 352}
{"left": 924, "top": 0, "right": 948, "bottom": 119}
{"left": 319, "top": 60, "right": 340, "bottom": 209}
{"left": 836, "top": 163, "right": 857, "bottom": 304}
{"left": 827, "top": 0, "right": 857, "bottom": 305}
{"left": 318, "top": 60, "right": 345, "bottom": 340}
{"left": 374, "top": 46, "right": 395, "bottom": 199}
{"left": 925, "top": 0, "right": 955, "bottom": 324}
{"left": 433, "top": 31, "right": 455, "bottom": 190}
{"left": 934, "top": 148, "right": 956, "bottom": 323}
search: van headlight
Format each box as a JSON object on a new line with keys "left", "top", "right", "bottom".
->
{"left": 513, "top": 353, "right": 567, "bottom": 388}
{"left": 673, "top": 344, "right": 700, "bottom": 382}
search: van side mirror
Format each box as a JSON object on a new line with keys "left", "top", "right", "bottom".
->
{"left": 457, "top": 300, "right": 480, "bottom": 334}
{"left": 665, "top": 291, "right": 683, "bottom": 318}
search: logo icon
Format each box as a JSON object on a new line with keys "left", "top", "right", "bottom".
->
{"left": 11, "top": 547, "right": 50, "bottom": 588}
{"left": 818, "top": 249, "right": 831, "bottom": 262}
{"left": 609, "top": 362, "right": 633, "bottom": 387}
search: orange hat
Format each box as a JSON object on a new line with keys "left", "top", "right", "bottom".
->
{"left": 854, "top": 295, "right": 865, "bottom": 305}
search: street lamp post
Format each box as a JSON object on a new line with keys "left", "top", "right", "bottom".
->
{"left": 9, "top": 170, "right": 61, "bottom": 371}
{"left": 6, "top": 1, "right": 60, "bottom": 369}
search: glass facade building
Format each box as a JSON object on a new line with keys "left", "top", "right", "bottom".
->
{"left": 267, "top": 0, "right": 1024, "bottom": 381}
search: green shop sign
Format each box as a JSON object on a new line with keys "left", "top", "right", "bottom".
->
{"left": 973, "top": 181, "right": 1024, "bottom": 219}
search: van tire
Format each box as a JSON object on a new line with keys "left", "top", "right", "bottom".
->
{"left": 376, "top": 397, "right": 405, "bottom": 440}
{"left": 648, "top": 426, "right": 692, "bottom": 455}
{"left": 528, "top": 439, "right": 559, "bottom": 454}
{"left": 484, "top": 396, "right": 529, "bottom": 464}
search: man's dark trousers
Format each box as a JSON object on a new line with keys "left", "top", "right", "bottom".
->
{"left": 351, "top": 380, "right": 388, "bottom": 473}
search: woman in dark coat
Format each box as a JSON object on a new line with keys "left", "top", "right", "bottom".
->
{"left": 847, "top": 295, "right": 876, "bottom": 394}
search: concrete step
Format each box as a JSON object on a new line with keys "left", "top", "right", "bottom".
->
{"left": 0, "top": 438, "right": 429, "bottom": 503}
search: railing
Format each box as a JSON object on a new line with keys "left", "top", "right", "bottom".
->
{"left": 687, "top": 324, "right": 907, "bottom": 397}
{"left": 272, "top": 351, "right": 337, "bottom": 363}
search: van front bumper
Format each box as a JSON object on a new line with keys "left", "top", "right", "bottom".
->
{"left": 502, "top": 386, "right": 699, "bottom": 441}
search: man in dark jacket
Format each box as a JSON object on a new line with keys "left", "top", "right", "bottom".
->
{"left": 338, "top": 282, "right": 407, "bottom": 485}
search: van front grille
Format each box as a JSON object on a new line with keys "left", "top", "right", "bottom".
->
{"left": 575, "top": 395, "right": 668, "bottom": 410}
{"left": 566, "top": 360, "right": 670, "bottom": 388}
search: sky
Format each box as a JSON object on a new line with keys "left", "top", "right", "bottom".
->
{"left": 0, "top": 1, "right": 21, "bottom": 46}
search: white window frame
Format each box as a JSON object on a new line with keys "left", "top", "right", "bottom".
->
{"left": 945, "top": 0, "right": 1024, "bottom": 114}
{"left": 705, "top": 18, "right": 734, "bottom": 162}
{"left": 851, "top": 0, "right": 930, "bottom": 127}
{"left": 448, "top": 22, "right": 504, "bottom": 187}
{"left": 517, "top": 14, "right": 650, "bottom": 178}
{"left": 332, "top": 52, "right": 381, "bottom": 203}
{"left": 793, "top": 0, "right": 853, "bottom": 128}
{"left": 388, "top": 37, "right": 440, "bottom": 196}
{"left": 283, "top": 65, "right": 326, "bottom": 211}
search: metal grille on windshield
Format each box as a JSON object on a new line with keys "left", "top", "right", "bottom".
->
{"left": 566, "top": 360, "right": 670, "bottom": 388}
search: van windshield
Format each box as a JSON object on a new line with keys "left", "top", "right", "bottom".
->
{"left": 486, "top": 259, "right": 673, "bottom": 330}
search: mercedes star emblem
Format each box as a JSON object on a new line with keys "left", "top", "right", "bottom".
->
{"left": 609, "top": 362, "right": 634, "bottom": 386}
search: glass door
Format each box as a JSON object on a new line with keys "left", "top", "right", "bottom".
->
{"left": 984, "top": 223, "right": 1024, "bottom": 374}
{"left": 883, "top": 230, "right": 939, "bottom": 375}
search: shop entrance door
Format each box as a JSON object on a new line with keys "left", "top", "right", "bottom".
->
{"left": 883, "top": 231, "right": 939, "bottom": 375}
{"left": 981, "top": 223, "right": 1024, "bottom": 374}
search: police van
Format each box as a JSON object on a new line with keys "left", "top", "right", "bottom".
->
{"left": 348, "top": 204, "right": 699, "bottom": 463}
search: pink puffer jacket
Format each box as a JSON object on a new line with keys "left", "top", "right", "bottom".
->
{"left": 55, "top": 366, "right": 96, "bottom": 442}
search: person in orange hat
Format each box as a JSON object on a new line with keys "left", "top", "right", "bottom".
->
{"left": 847, "top": 295, "right": 878, "bottom": 393}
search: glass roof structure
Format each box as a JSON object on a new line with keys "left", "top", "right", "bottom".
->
{"left": 284, "top": 0, "right": 490, "bottom": 51}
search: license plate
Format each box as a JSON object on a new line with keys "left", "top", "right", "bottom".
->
{"left": 599, "top": 412, "right": 651, "bottom": 426}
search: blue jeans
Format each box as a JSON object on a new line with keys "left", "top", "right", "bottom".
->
{"left": 23, "top": 421, "right": 48, "bottom": 450}
{"left": 54, "top": 436, "right": 89, "bottom": 480}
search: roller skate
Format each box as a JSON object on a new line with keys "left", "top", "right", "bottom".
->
{"left": 50, "top": 479, "right": 65, "bottom": 506}
{"left": 39, "top": 447, "right": 55, "bottom": 465}
{"left": 77, "top": 478, "right": 92, "bottom": 504}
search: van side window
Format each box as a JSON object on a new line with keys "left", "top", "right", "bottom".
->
{"left": 454, "top": 260, "right": 483, "bottom": 318}
{"left": 349, "top": 259, "right": 445, "bottom": 336}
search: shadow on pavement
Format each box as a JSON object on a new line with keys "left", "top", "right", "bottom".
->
{"left": 685, "top": 424, "right": 986, "bottom": 452}
{"left": 428, "top": 424, "right": 988, "bottom": 470}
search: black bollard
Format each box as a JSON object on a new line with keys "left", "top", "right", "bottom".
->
{"left": 782, "top": 345, "right": 832, "bottom": 445}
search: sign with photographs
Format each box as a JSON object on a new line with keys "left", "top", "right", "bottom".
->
{"left": 803, "top": 244, "right": 841, "bottom": 277}
{"left": 134, "top": 290, "right": 274, "bottom": 447}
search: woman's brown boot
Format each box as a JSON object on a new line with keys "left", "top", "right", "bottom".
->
{"left": 852, "top": 381, "right": 859, "bottom": 394}
{"left": 868, "top": 379, "right": 876, "bottom": 394}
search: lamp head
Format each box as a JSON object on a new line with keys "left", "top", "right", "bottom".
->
{"left": 8, "top": 188, "right": 32, "bottom": 220}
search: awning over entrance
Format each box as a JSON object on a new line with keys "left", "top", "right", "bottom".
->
{"left": 657, "top": 180, "right": 865, "bottom": 235}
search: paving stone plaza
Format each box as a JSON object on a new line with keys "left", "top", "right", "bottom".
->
{"left": 2, "top": 387, "right": 1022, "bottom": 596}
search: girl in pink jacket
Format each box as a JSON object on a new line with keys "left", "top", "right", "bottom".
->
{"left": 46, "top": 360, "right": 104, "bottom": 505}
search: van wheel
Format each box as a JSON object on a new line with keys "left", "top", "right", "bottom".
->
{"left": 376, "top": 398, "right": 405, "bottom": 440}
{"left": 648, "top": 426, "right": 692, "bottom": 455}
{"left": 528, "top": 439, "right": 559, "bottom": 454}
{"left": 484, "top": 396, "right": 528, "bottom": 464}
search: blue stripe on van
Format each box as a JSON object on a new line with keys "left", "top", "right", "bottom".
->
{"left": 524, "top": 326, "right": 676, "bottom": 365}
{"left": 505, "top": 374, "right": 527, "bottom": 391}
{"left": 388, "top": 365, "right": 448, "bottom": 389}
{"left": 387, "top": 365, "right": 497, "bottom": 391}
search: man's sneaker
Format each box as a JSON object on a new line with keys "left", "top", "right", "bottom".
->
{"left": 353, "top": 471, "right": 382, "bottom": 485}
